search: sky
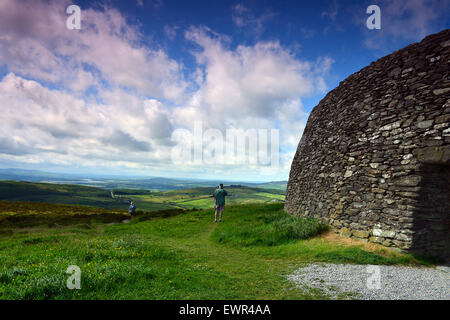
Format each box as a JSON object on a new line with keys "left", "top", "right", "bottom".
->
{"left": 0, "top": 0, "right": 449, "bottom": 182}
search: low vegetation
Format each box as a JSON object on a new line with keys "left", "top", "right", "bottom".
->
{"left": 0, "top": 201, "right": 129, "bottom": 229}
{"left": 210, "top": 204, "right": 329, "bottom": 246}
{"left": 0, "top": 202, "right": 431, "bottom": 300}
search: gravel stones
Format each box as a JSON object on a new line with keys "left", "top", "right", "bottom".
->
{"left": 287, "top": 263, "right": 450, "bottom": 300}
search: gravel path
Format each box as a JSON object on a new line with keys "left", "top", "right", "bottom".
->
{"left": 287, "top": 263, "right": 450, "bottom": 300}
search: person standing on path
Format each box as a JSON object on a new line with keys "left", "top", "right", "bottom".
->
{"left": 213, "top": 184, "right": 229, "bottom": 223}
{"left": 129, "top": 201, "right": 136, "bottom": 219}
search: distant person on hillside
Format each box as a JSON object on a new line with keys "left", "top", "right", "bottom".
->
{"left": 129, "top": 202, "right": 136, "bottom": 219}
{"left": 213, "top": 184, "right": 229, "bottom": 223}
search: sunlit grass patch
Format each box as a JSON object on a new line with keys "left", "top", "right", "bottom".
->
{"left": 210, "top": 203, "right": 328, "bottom": 246}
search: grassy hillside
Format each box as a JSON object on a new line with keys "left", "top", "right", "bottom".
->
{"left": 0, "top": 181, "right": 285, "bottom": 212}
{"left": 0, "top": 202, "right": 429, "bottom": 300}
{"left": 0, "top": 201, "right": 129, "bottom": 232}
{"left": 0, "top": 181, "right": 119, "bottom": 208}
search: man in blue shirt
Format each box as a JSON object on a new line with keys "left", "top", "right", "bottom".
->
{"left": 213, "top": 184, "right": 229, "bottom": 222}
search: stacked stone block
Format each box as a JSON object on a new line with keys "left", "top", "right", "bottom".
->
{"left": 285, "top": 30, "right": 450, "bottom": 259}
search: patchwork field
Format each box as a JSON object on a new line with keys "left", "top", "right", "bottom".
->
{"left": 0, "top": 181, "right": 285, "bottom": 212}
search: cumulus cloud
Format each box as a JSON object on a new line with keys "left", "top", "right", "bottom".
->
{"left": 0, "top": 137, "right": 34, "bottom": 156}
{"left": 184, "top": 27, "right": 325, "bottom": 117}
{"left": 181, "top": 27, "right": 332, "bottom": 149}
{"left": 0, "top": 1, "right": 334, "bottom": 179}
{"left": 102, "top": 130, "right": 152, "bottom": 152}
{"left": 0, "top": 0, "right": 187, "bottom": 100}
{"left": 0, "top": 73, "right": 174, "bottom": 169}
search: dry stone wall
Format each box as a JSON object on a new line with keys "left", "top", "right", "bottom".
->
{"left": 285, "top": 30, "right": 450, "bottom": 259}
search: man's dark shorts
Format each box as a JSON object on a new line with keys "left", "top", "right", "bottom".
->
{"left": 214, "top": 204, "right": 225, "bottom": 211}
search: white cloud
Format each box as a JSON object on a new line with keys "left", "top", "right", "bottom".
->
{"left": 176, "top": 27, "right": 333, "bottom": 171}
{"left": 0, "top": 2, "right": 334, "bottom": 180}
{"left": 0, "top": 0, "right": 187, "bottom": 101}
{"left": 184, "top": 27, "right": 330, "bottom": 122}
{"left": 0, "top": 73, "right": 174, "bottom": 168}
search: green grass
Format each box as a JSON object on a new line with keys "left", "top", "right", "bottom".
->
{"left": 210, "top": 204, "right": 329, "bottom": 246}
{"left": 0, "top": 202, "right": 430, "bottom": 300}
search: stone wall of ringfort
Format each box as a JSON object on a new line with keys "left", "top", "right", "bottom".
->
{"left": 285, "top": 30, "right": 450, "bottom": 259}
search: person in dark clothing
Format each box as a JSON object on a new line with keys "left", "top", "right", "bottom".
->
{"left": 129, "top": 202, "right": 136, "bottom": 219}
{"left": 213, "top": 184, "right": 230, "bottom": 222}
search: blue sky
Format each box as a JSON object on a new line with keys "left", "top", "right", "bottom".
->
{"left": 0, "top": 0, "right": 449, "bottom": 181}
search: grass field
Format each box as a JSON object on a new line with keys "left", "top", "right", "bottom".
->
{"left": 0, "top": 202, "right": 432, "bottom": 300}
{"left": 0, "top": 181, "right": 285, "bottom": 212}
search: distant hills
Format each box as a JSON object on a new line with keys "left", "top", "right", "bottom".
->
{"left": 0, "top": 168, "right": 287, "bottom": 191}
